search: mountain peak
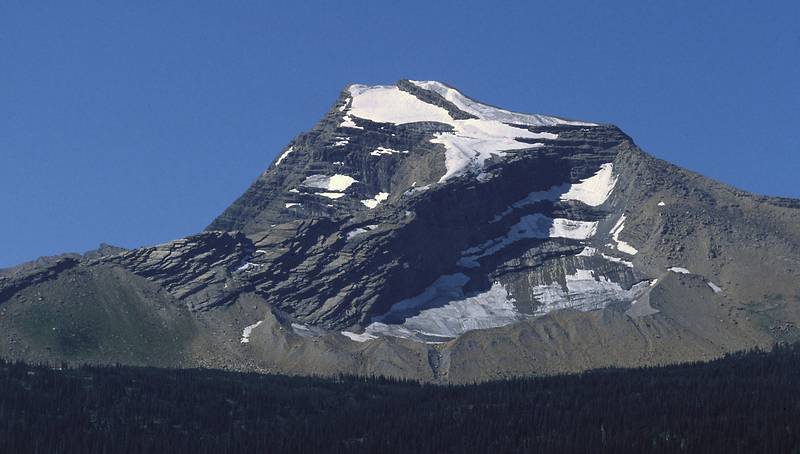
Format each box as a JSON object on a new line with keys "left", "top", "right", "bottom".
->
{"left": 208, "top": 79, "right": 611, "bottom": 233}
{"left": 343, "top": 79, "right": 597, "bottom": 128}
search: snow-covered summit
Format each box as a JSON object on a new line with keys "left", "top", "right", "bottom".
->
{"left": 344, "top": 80, "right": 596, "bottom": 128}
{"left": 339, "top": 80, "right": 597, "bottom": 182}
{"left": 408, "top": 80, "right": 597, "bottom": 127}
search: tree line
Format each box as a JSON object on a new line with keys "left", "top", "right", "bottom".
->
{"left": 1, "top": 345, "right": 800, "bottom": 453}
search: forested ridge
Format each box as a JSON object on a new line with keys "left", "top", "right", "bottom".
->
{"left": 2, "top": 345, "right": 800, "bottom": 453}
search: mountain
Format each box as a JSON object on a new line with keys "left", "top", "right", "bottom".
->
{"left": 2, "top": 80, "right": 800, "bottom": 382}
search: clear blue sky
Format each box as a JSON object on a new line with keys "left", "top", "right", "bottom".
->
{"left": 1, "top": 1, "right": 798, "bottom": 267}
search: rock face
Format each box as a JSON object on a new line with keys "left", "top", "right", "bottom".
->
{"left": 2, "top": 80, "right": 800, "bottom": 382}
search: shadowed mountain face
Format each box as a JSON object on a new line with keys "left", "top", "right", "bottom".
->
{"left": 3, "top": 80, "right": 800, "bottom": 382}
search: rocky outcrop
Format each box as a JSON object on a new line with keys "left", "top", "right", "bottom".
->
{"left": 0, "top": 256, "right": 80, "bottom": 304}
{"left": 98, "top": 231, "right": 255, "bottom": 311}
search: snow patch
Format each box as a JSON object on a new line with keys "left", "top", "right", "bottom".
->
{"left": 333, "top": 138, "right": 349, "bottom": 147}
{"left": 550, "top": 218, "right": 598, "bottom": 240}
{"left": 236, "top": 262, "right": 258, "bottom": 272}
{"left": 339, "top": 115, "right": 363, "bottom": 129}
{"left": 316, "top": 192, "right": 346, "bottom": 199}
{"left": 559, "top": 163, "right": 617, "bottom": 207}
{"left": 626, "top": 288, "right": 660, "bottom": 318}
{"left": 491, "top": 184, "right": 569, "bottom": 223}
{"left": 291, "top": 323, "right": 314, "bottom": 337}
{"left": 378, "top": 274, "right": 470, "bottom": 319}
{"left": 363, "top": 277, "right": 521, "bottom": 342}
{"left": 531, "top": 269, "right": 650, "bottom": 316}
{"left": 609, "top": 215, "right": 638, "bottom": 255}
{"left": 658, "top": 201, "right": 666, "bottom": 207}
{"left": 459, "top": 214, "right": 597, "bottom": 268}
{"left": 346, "top": 224, "right": 378, "bottom": 240}
{"left": 491, "top": 163, "right": 615, "bottom": 223}
{"left": 240, "top": 321, "right": 264, "bottom": 344}
{"left": 284, "top": 203, "right": 301, "bottom": 209}
{"left": 707, "top": 281, "right": 723, "bottom": 293}
{"left": 302, "top": 174, "right": 358, "bottom": 192}
{"left": 370, "top": 146, "right": 409, "bottom": 156}
{"left": 348, "top": 84, "right": 454, "bottom": 124}
{"left": 601, "top": 253, "right": 634, "bottom": 268}
{"left": 668, "top": 267, "right": 691, "bottom": 274}
{"left": 361, "top": 192, "right": 389, "bottom": 209}
{"left": 432, "top": 120, "right": 555, "bottom": 182}
{"left": 274, "top": 146, "right": 294, "bottom": 166}
{"left": 409, "top": 80, "right": 597, "bottom": 127}
{"left": 341, "top": 331, "right": 378, "bottom": 342}
{"left": 577, "top": 247, "right": 633, "bottom": 267}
